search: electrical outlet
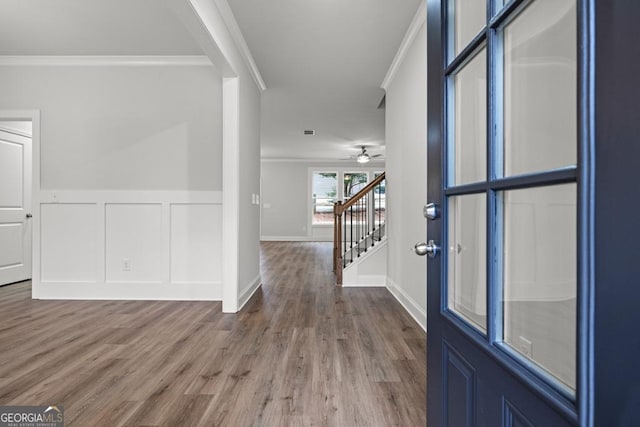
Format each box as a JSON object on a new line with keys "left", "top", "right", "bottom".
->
{"left": 122, "top": 258, "right": 131, "bottom": 271}
{"left": 519, "top": 336, "right": 533, "bottom": 358}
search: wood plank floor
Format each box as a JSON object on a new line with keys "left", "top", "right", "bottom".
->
{"left": 0, "top": 242, "right": 426, "bottom": 426}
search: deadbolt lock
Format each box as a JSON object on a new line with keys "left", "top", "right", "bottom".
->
{"left": 423, "top": 203, "right": 440, "bottom": 220}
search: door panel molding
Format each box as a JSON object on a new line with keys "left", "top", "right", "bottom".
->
{"left": 444, "top": 341, "right": 476, "bottom": 427}
{"left": 502, "top": 398, "right": 535, "bottom": 427}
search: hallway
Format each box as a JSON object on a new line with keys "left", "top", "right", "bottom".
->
{"left": 0, "top": 242, "right": 426, "bottom": 425}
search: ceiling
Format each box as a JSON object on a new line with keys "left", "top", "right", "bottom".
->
{"left": 0, "top": 0, "right": 421, "bottom": 162}
{"left": 227, "top": 0, "right": 421, "bottom": 161}
{"left": 0, "top": 0, "right": 202, "bottom": 55}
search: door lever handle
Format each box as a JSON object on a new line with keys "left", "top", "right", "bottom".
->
{"left": 25, "top": 213, "right": 32, "bottom": 218}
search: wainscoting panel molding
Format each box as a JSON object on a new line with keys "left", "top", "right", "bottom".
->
{"left": 40, "top": 203, "right": 98, "bottom": 283}
{"left": 170, "top": 204, "right": 222, "bottom": 284}
{"left": 37, "top": 191, "right": 222, "bottom": 300}
{"left": 106, "top": 203, "right": 163, "bottom": 284}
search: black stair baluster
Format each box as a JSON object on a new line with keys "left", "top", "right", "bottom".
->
{"left": 343, "top": 211, "right": 347, "bottom": 268}
{"left": 350, "top": 205, "right": 354, "bottom": 263}
{"left": 366, "top": 191, "right": 370, "bottom": 249}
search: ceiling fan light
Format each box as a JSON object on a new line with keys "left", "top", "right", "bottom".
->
{"left": 356, "top": 153, "right": 370, "bottom": 163}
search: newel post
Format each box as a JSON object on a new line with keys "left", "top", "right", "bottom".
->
{"left": 333, "top": 201, "right": 343, "bottom": 285}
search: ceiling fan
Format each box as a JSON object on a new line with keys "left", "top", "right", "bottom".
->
{"left": 346, "top": 146, "right": 383, "bottom": 163}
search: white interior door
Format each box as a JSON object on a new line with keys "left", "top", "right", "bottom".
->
{"left": 0, "top": 124, "right": 32, "bottom": 286}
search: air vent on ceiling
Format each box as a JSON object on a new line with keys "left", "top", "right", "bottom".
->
{"left": 303, "top": 130, "right": 316, "bottom": 136}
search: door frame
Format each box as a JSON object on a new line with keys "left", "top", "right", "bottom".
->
{"left": 0, "top": 110, "right": 41, "bottom": 297}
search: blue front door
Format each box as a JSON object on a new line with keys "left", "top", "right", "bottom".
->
{"left": 426, "top": 0, "right": 589, "bottom": 424}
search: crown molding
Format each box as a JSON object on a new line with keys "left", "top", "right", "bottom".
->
{"left": 261, "top": 157, "right": 385, "bottom": 164}
{"left": 213, "top": 0, "right": 267, "bottom": 91}
{"left": 0, "top": 55, "right": 213, "bottom": 67}
{"left": 381, "top": 2, "right": 427, "bottom": 91}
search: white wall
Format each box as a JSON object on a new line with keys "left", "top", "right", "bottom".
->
{"left": 383, "top": 17, "right": 427, "bottom": 330}
{"left": 0, "top": 64, "right": 225, "bottom": 300}
{"left": 260, "top": 160, "right": 384, "bottom": 241}
{"left": 0, "top": 65, "right": 222, "bottom": 191}
{"left": 342, "top": 240, "right": 388, "bottom": 287}
{"left": 237, "top": 78, "right": 262, "bottom": 305}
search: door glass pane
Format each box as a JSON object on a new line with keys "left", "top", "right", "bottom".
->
{"left": 311, "top": 172, "right": 337, "bottom": 225}
{"left": 503, "top": 184, "right": 576, "bottom": 392}
{"left": 452, "top": 0, "right": 486, "bottom": 57}
{"left": 450, "top": 49, "right": 487, "bottom": 186}
{"left": 503, "top": 0, "right": 577, "bottom": 177}
{"left": 448, "top": 193, "right": 487, "bottom": 332}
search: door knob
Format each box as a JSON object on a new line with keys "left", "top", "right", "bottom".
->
{"left": 414, "top": 240, "right": 440, "bottom": 258}
{"left": 25, "top": 213, "right": 32, "bottom": 218}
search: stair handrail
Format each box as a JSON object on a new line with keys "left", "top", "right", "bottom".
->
{"left": 333, "top": 172, "right": 385, "bottom": 285}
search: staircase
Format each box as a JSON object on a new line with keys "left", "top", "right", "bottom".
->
{"left": 333, "top": 172, "right": 386, "bottom": 285}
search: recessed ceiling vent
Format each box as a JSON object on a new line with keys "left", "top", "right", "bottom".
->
{"left": 304, "top": 130, "right": 316, "bottom": 136}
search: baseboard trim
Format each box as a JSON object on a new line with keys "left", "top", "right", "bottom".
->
{"left": 238, "top": 274, "right": 262, "bottom": 310}
{"left": 386, "top": 278, "right": 426, "bottom": 332}
{"left": 35, "top": 281, "right": 222, "bottom": 301}
{"left": 260, "top": 236, "right": 331, "bottom": 242}
{"left": 342, "top": 282, "right": 385, "bottom": 288}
